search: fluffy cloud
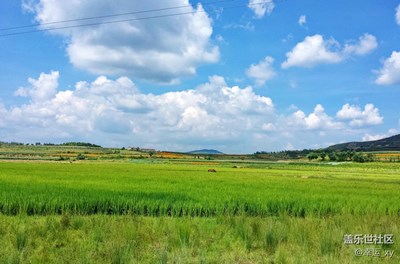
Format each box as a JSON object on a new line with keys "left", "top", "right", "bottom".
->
{"left": 287, "top": 104, "right": 342, "bottom": 130}
{"left": 336, "top": 103, "right": 383, "bottom": 127}
{"left": 375, "top": 51, "right": 400, "bottom": 85}
{"left": 248, "top": 0, "right": 274, "bottom": 18}
{"left": 282, "top": 35, "right": 342, "bottom": 68}
{"left": 25, "top": 1, "right": 219, "bottom": 83}
{"left": 396, "top": 4, "right": 400, "bottom": 25}
{"left": 246, "top": 56, "right": 276, "bottom": 86}
{"left": 298, "top": 15, "right": 306, "bottom": 26}
{"left": 7, "top": 72, "right": 277, "bottom": 152}
{"left": 14, "top": 71, "right": 59, "bottom": 102}
{"left": 282, "top": 34, "right": 377, "bottom": 68}
{"left": 343, "top": 34, "right": 377, "bottom": 56}
{"left": 3, "top": 71, "right": 390, "bottom": 153}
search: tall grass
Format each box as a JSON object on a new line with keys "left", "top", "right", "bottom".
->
{"left": 0, "top": 214, "right": 398, "bottom": 263}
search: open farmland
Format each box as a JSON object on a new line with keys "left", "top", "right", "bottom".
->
{"left": 0, "top": 161, "right": 399, "bottom": 263}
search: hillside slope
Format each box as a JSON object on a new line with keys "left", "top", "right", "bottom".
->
{"left": 326, "top": 134, "right": 400, "bottom": 151}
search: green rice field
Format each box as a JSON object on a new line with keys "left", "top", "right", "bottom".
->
{"left": 1, "top": 161, "right": 399, "bottom": 217}
{"left": 0, "top": 160, "right": 399, "bottom": 263}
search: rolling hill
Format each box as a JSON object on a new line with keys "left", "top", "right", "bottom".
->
{"left": 326, "top": 134, "right": 400, "bottom": 152}
{"left": 187, "top": 149, "right": 224, "bottom": 155}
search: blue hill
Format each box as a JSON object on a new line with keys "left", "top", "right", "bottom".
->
{"left": 187, "top": 149, "right": 224, "bottom": 154}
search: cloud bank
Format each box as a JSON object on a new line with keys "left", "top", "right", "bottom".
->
{"left": 0, "top": 71, "right": 389, "bottom": 153}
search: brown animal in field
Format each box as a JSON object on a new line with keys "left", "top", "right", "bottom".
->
{"left": 208, "top": 169, "right": 217, "bottom": 172}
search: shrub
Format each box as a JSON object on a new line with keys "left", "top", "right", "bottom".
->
{"left": 306, "top": 152, "right": 319, "bottom": 161}
{"left": 76, "top": 153, "right": 86, "bottom": 160}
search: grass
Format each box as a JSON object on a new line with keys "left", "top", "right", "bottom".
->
{"left": 0, "top": 160, "right": 399, "bottom": 263}
{"left": 0, "top": 214, "right": 398, "bottom": 263}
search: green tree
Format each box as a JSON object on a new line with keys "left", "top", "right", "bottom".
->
{"left": 366, "top": 153, "right": 375, "bottom": 162}
{"left": 328, "top": 152, "right": 337, "bottom": 161}
{"left": 345, "top": 151, "right": 355, "bottom": 160}
{"left": 307, "top": 152, "right": 319, "bottom": 161}
{"left": 352, "top": 153, "right": 365, "bottom": 163}
{"left": 336, "top": 152, "right": 347, "bottom": 162}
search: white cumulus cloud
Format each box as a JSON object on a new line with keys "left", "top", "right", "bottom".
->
{"left": 287, "top": 104, "right": 343, "bottom": 130}
{"left": 375, "top": 51, "right": 400, "bottom": 85}
{"left": 2, "top": 71, "right": 393, "bottom": 153}
{"left": 336, "top": 103, "right": 383, "bottom": 127}
{"left": 343, "top": 33, "right": 378, "bottom": 56}
{"left": 282, "top": 35, "right": 342, "bottom": 68}
{"left": 282, "top": 34, "right": 378, "bottom": 69}
{"left": 246, "top": 56, "right": 276, "bottom": 86}
{"left": 248, "top": 0, "right": 274, "bottom": 18}
{"left": 25, "top": 0, "right": 219, "bottom": 84}
{"left": 4, "top": 72, "right": 279, "bottom": 152}
{"left": 14, "top": 71, "right": 59, "bottom": 102}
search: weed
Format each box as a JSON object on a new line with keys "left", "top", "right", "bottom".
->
{"left": 15, "top": 228, "right": 27, "bottom": 251}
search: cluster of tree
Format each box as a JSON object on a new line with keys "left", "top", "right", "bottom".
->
{"left": 60, "top": 142, "right": 101, "bottom": 148}
{"left": 1, "top": 141, "right": 101, "bottom": 148}
{"left": 0, "top": 141, "right": 25, "bottom": 146}
{"left": 254, "top": 149, "right": 376, "bottom": 163}
{"left": 306, "top": 150, "right": 375, "bottom": 163}
{"left": 254, "top": 149, "right": 313, "bottom": 160}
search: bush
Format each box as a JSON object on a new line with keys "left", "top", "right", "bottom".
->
{"left": 76, "top": 153, "right": 86, "bottom": 160}
{"left": 306, "top": 152, "right": 319, "bottom": 161}
{"left": 328, "top": 152, "right": 337, "bottom": 161}
{"left": 352, "top": 153, "right": 365, "bottom": 163}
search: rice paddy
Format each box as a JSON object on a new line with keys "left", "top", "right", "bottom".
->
{"left": 0, "top": 160, "right": 399, "bottom": 263}
{"left": 0, "top": 161, "right": 399, "bottom": 217}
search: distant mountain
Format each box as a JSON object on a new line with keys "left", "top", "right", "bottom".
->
{"left": 326, "top": 134, "right": 400, "bottom": 151}
{"left": 187, "top": 149, "right": 224, "bottom": 154}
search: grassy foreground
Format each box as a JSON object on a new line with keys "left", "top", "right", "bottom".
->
{"left": 0, "top": 161, "right": 399, "bottom": 263}
{"left": 1, "top": 214, "right": 398, "bottom": 263}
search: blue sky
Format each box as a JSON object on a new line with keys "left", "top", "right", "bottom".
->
{"left": 0, "top": 0, "right": 399, "bottom": 153}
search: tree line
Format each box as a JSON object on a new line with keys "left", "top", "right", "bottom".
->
{"left": 0, "top": 141, "right": 101, "bottom": 148}
{"left": 306, "top": 150, "right": 375, "bottom": 163}
{"left": 254, "top": 149, "right": 375, "bottom": 163}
